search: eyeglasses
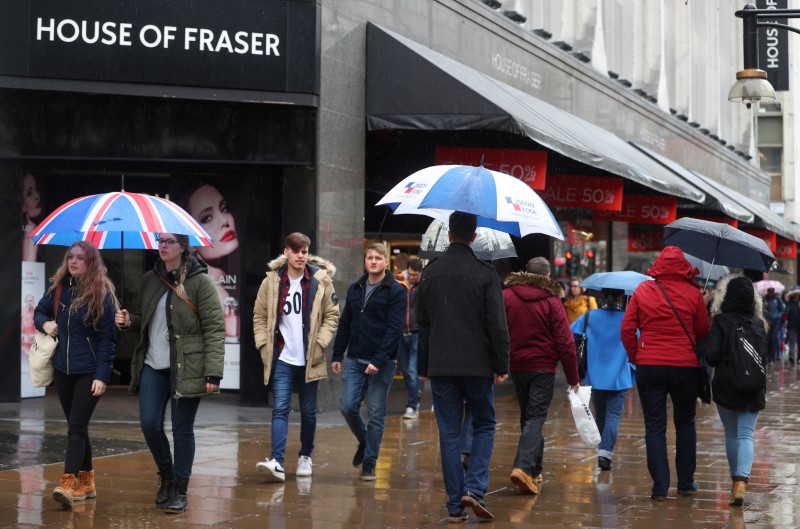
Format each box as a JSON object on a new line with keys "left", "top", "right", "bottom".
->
{"left": 158, "top": 238, "right": 179, "bottom": 246}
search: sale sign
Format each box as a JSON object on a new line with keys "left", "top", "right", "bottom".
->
{"left": 628, "top": 226, "right": 664, "bottom": 252}
{"left": 776, "top": 237, "right": 797, "bottom": 258}
{"left": 592, "top": 195, "right": 677, "bottom": 224}
{"left": 743, "top": 229, "right": 777, "bottom": 252}
{"left": 434, "top": 146, "right": 547, "bottom": 190}
{"left": 542, "top": 174, "right": 623, "bottom": 210}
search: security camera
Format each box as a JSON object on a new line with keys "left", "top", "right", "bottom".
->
{"left": 746, "top": 102, "right": 752, "bottom": 109}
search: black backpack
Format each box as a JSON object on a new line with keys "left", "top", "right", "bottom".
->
{"left": 720, "top": 316, "right": 767, "bottom": 393}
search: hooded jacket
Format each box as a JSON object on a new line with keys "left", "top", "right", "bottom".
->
{"left": 621, "top": 246, "right": 710, "bottom": 366}
{"left": 503, "top": 272, "right": 579, "bottom": 384}
{"left": 127, "top": 255, "right": 225, "bottom": 399}
{"left": 34, "top": 277, "right": 117, "bottom": 382}
{"left": 253, "top": 254, "right": 340, "bottom": 384}
{"left": 704, "top": 275, "right": 768, "bottom": 412}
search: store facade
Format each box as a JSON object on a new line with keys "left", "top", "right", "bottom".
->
{"left": 1, "top": 0, "right": 320, "bottom": 403}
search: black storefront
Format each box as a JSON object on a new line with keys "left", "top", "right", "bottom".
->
{"left": 0, "top": 0, "right": 320, "bottom": 403}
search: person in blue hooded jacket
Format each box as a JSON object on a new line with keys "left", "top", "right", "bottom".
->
{"left": 34, "top": 241, "right": 117, "bottom": 509}
{"left": 571, "top": 288, "right": 634, "bottom": 472}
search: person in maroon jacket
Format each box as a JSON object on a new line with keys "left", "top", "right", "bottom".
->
{"left": 503, "top": 257, "right": 580, "bottom": 496}
{"left": 621, "top": 246, "right": 710, "bottom": 501}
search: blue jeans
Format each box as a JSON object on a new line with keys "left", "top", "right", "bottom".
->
{"left": 510, "top": 371, "right": 554, "bottom": 478}
{"left": 591, "top": 389, "right": 628, "bottom": 459}
{"left": 339, "top": 359, "right": 395, "bottom": 466}
{"left": 768, "top": 321, "right": 782, "bottom": 363}
{"left": 635, "top": 365, "right": 697, "bottom": 496}
{"left": 430, "top": 376, "right": 495, "bottom": 512}
{"left": 397, "top": 332, "right": 420, "bottom": 409}
{"left": 716, "top": 405, "right": 759, "bottom": 480}
{"left": 461, "top": 404, "right": 473, "bottom": 455}
{"left": 270, "top": 360, "right": 319, "bottom": 465}
{"left": 138, "top": 364, "right": 201, "bottom": 480}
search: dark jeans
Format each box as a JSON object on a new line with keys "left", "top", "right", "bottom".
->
{"left": 138, "top": 364, "right": 201, "bottom": 480}
{"left": 396, "top": 332, "right": 420, "bottom": 409}
{"left": 54, "top": 370, "right": 100, "bottom": 475}
{"left": 768, "top": 321, "right": 782, "bottom": 363}
{"left": 430, "top": 376, "right": 495, "bottom": 512}
{"left": 270, "top": 360, "right": 319, "bottom": 464}
{"left": 635, "top": 365, "right": 697, "bottom": 496}
{"left": 510, "top": 371, "right": 555, "bottom": 478}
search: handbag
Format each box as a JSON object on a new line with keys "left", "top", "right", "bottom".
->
{"left": 574, "top": 309, "right": 592, "bottom": 380}
{"left": 29, "top": 283, "right": 62, "bottom": 388}
{"left": 654, "top": 280, "right": 711, "bottom": 404}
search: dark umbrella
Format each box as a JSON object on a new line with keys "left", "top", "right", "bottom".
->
{"left": 662, "top": 217, "right": 776, "bottom": 273}
{"left": 683, "top": 253, "right": 730, "bottom": 282}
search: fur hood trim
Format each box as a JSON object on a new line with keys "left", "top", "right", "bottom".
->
{"left": 267, "top": 254, "right": 337, "bottom": 278}
{"left": 503, "top": 272, "right": 564, "bottom": 297}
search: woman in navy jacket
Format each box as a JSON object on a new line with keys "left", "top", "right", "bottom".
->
{"left": 34, "top": 241, "right": 117, "bottom": 509}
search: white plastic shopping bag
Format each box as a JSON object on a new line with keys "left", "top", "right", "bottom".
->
{"left": 568, "top": 386, "right": 601, "bottom": 449}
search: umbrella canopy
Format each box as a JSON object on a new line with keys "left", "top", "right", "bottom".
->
{"left": 419, "top": 220, "right": 517, "bottom": 261}
{"left": 662, "top": 217, "right": 776, "bottom": 272}
{"left": 580, "top": 271, "right": 653, "bottom": 295}
{"left": 29, "top": 192, "right": 213, "bottom": 248}
{"left": 684, "top": 253, "right": 730, "bottom": 282}
{"left": 754, "top": 279, "right": 785, "bottom": 297}
{"left": 376, "top": 165, "right": 564, "bottom": 240}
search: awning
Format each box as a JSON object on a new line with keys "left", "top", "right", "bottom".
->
{"left": 366, "top": 23, "right": 705, "bottom": 204}
{"left": 689, "top": 171, "right": 800, "bottom": 242}
{"left": 631, "top": 143, "right": 755, "bottom": 223}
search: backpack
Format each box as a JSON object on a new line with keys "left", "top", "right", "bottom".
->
{"left": 720, "top": 316, "right": 767, "bottom": 393}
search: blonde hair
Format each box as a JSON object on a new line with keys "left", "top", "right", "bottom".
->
{"left": 366, "top": 242, "right": 388, "bottom": 258}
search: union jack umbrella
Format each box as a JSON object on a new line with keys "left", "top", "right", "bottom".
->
{"left": 29, "top": 191, "right": 213, "bottom": 249}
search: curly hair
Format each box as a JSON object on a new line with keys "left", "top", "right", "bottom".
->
{"left": 49, "top": 241, "right": 118, "bottom": 329}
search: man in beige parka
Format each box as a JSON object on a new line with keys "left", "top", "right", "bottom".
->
{"left": 253, "top": 232, "right": 340, "bottom": 482}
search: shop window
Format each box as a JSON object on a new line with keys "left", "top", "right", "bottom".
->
{"left": 552, "top": 219, "right": 608, "bottom": 284}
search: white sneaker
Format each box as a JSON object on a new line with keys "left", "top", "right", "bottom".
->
{"left": 296, "top": 456, "right": 313, "bottom": 477}
{"left": 403, "top": 406, "right": 418, "bottom": 419}
{"left": 256, "top": 458, "right": 285, "bottom": 482}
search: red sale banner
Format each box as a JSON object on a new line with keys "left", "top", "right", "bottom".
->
{"left": 776, "top": 237, "right": 797, "bottom": 258}
{"left": 695, "top": 216, "right": 739, "bottom": 228}
{"left": 434, "top": 146, "right": 547, "bottom": 190}
{"left": 542, "top": 174, "right": 623, "bottom": 210}
{"left": 592, "top": 195, "right": 677, "bottom": 224}
{"left": 743, "top": 229, "right": 777, "bottom": 252}
{"left": 628, "top": 226, "right": 664, "bottom": 252}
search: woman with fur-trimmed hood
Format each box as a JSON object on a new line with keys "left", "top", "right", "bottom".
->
{"left": 704, "top": 274, "right": 767, "bottom": 506}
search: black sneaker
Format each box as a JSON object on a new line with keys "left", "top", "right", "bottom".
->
{"left": 598, "top": 457, "right": 612, "bottom": 471}
{"left": 361, "top": 462, "right": 376, "bottom": 481}
{"left": 352, "top": 442, "right": 366, "bottom": 467}
{"left": 448, "top": 508, "right": 468, "bottom": 523}
{"left": 460, "top": 491, "right": 493, "bottom": 520}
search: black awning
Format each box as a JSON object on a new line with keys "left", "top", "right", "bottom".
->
{"left": 366, "top": 23, "right": 705, "bottom": 203}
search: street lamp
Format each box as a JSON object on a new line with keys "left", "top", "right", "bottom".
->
{"left": 729, "top": 3, "right": 800, "bottom": 106}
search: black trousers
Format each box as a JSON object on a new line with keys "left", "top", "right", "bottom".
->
{"left": 54, "top": 370, "right": 100, "bottom": 475}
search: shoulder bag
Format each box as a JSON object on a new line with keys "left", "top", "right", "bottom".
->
{"left": 574, "top": 309, "right": 592, "bottom": 380}
{"left": 29, "top": 283, "right": 63, "bottom": 387}
{"left": 654, "top": 280, "right": 711, "bottom": 404}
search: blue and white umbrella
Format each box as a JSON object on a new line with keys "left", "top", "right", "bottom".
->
{"left": 580, "top": 271, "right": 653, "bottom": 295}
{"left": 376, "top": 165, "right": 564, "bottom": 240}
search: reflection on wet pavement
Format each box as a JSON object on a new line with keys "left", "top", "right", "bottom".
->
{"left": 1, "top": 365, "right": 800, "bottom": 527}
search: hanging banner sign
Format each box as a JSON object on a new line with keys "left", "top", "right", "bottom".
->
{"left": 757, "top": 0, "right": 790, "bottom": 92}
{"left": 434, "top": 146, "right": 547, "bottom": 190}
{"left": 628, "top": 226, "right": 664, "bottom": 253}
{"left": 776, "top": 237, "right": 797, "bottom": 258}
{"left": 695, "top": 216, "right": 739, "bottom": 228}
{"left": 592, "top": 195, "right": 677, "bottom": 224}
{"left": 743, "top": 229, "right": 777, "bottom": 252}
{"left": 541, "top": 174, "right": 623, "bottom": 210}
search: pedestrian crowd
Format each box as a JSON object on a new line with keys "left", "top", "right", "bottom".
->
{"left": 31, "top": 213, "right": 770, "bottom": 520}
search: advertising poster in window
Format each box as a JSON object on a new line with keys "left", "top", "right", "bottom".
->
{"left": 21, "top": 171, "right": 46, "bottom": 398}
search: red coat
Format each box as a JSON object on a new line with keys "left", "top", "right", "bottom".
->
{"left": 502, "top": 272, "right": 579, "bottom": 385}
{"left": 621, "top": 246, "right": 710, "bottom": 366}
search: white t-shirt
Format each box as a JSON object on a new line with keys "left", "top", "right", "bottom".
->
{"left": 145, "top": 292, "right": 170, "bottom": 370}
{"left": 278, "top": 276, "right": 305, "bottom": 366}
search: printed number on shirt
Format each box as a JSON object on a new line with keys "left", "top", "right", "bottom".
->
{"left": 283, "top": 292, "right": 302, "bottom": 315}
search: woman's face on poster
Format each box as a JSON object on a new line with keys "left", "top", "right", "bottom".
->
{"left": 22, "top": 173, "right": 41, "bottom": 219}
{"left": 187, "top": 184, "right": 239, "bottom": 261}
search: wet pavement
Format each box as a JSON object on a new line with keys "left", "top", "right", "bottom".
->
{"left": 2, "top": 365, "right": 800, "bottom": 528}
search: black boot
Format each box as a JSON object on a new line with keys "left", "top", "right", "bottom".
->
{"left": 165, "top": 477, "right": 188, "bottom": 514}
{"left": 155, "top": 464, "right": 175, "bottom": 508}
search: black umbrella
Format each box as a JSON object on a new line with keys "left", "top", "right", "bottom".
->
{"left": 662, "top": 217, "right": 776, "bottom": 274}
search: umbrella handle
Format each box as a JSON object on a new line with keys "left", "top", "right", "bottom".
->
{"left": 702, "top": 240, "right": 721, "bottom": 293}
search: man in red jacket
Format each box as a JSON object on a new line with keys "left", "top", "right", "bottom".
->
{"left": 621, "top": 246, "right": 710, "bottom": 500}
{"left": 503, "top": 257, "right": 580, "bottom": 496}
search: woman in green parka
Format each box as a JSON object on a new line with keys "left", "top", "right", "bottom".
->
{"left": 116, "top": 233, "right": 224, "bottom": 514}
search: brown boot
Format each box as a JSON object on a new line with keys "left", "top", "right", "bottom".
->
{"left": 75, "top": 470, "right": 96, "bottom": 499}
{"left": 510, "top": 468, "right": 539, "bottom": 495}
{"left": 730, "top": 479, "right": 746, "bottom": 506}
{"left": 53, "top": 473, "right": 84, "bottom": 508}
